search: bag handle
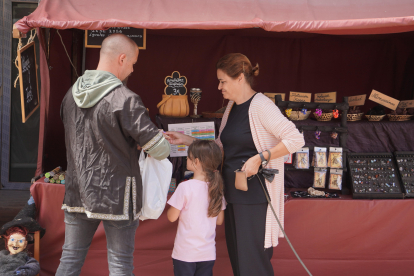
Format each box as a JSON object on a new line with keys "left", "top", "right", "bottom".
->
{"left": 157, "top": 95, "right": 172, "bottom": 109}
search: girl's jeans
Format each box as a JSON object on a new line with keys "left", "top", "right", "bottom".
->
{"left": 55, "top": 210, "right": 139, "bottom": 276}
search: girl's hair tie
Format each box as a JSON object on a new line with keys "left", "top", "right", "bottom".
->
{"left": 213, "top": 170, "right": 219, "bottom": 173}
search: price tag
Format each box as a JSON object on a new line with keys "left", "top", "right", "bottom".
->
{"left": 398, "top": 100, "right": 414, "bottom": 109}
{"left": 289, "top": 92, "right": 311, "bottom": 102}
{"left": 369, "top": 90, "right": 400, "bottom": 110}
{"left": 314, "top": 92, "right": 336, "bottom": 103}
{"left": 348, "top": 94, "right": 367, "bottom": 107}
{"left": 164, "top": 71, "right": 187, "bottom": 95}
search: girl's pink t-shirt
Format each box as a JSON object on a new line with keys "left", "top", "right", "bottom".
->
{"left": 167, "top": 179, "right": 226, "bottom": 262}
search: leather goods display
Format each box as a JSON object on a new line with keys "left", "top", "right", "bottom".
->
{"left": 157, "top": 71, "right": 190, "bottom": 117}
{"left": 157, "top": 94, "right": 189, "bottom": 117}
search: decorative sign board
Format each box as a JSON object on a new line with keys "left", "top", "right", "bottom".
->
{"left": 17, "top": 41, "right": 39, "bottom": 123}
{"left": 289, "top": 92, "right": 312, "bottom": 102}
{"left": 348, "top": 94, "right": 367, "bottom": 107}
{"left": 314, "top": 92, "right": 336, "bottom": 103}
{"left": 264, "top": 93, "right": 286, "bottom": 102}
{"left": 398, "top": 100, "right": 414, "bottom": 109}
{"left": 369, "top": 90, "right": 400, "bottom": 110}
{"left": 164, "top": 71, "right": 187, "bottom": 95}
{"left": 168, "top": 122, "right": 215, "bottom": 157}
{"left": 85, "top": 28, "right": 146, "bottom": 49}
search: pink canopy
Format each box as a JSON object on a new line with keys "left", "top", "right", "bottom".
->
{"left": 15, "top": 0, "right": 414, "bottom": 35}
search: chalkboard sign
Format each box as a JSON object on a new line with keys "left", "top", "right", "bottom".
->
{"left": 17, "top": 41, "right": 39, "bottom": 123}
{"left": 85, "top": 28, "right": 146, "bottom": 49}
{"left": 164, "top": 71, "right": 187, "bottom": 95}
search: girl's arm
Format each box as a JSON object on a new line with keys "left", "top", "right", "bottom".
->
{"left": 216, "top": 210, "right": 224, "bottom": 225}
{"left": 167, "top": 206, "right": 181, "bottom": 222}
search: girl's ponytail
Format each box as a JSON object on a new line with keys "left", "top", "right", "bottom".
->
{"left": 205, "top": 169, "right": 224, "bottom": 217}
{"left": 188, "top": 140, "right": 224, "bottom": 217}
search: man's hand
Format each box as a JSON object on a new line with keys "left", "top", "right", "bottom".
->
{"left": 164, "top": 131, "right": 195, "bottom": 146}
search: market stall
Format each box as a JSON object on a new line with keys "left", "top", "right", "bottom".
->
{"left": 12, "top": 0, "right": 414, "bottom": 176}
{"left": 8, "top": 0, "right": 414, "bottom": 275}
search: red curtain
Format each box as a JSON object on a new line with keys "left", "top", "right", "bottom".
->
{"left": 40, "top": 29, "right": 414, "bottom": 172}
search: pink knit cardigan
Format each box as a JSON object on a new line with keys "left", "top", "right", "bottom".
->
{"left": 216, "top": 93, "right": 305, "bottom": 248}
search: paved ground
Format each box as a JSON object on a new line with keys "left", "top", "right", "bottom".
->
{"left": 0, "top": 189, "right": 31, "bottom": 251}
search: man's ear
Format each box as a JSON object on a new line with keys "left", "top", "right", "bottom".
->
{"left": 119, "top": 53, "right": 127, "bottom": 65}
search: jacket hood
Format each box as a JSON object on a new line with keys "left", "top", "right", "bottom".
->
{"left": 72, "top": 70, "right": 122, "bottom": 108}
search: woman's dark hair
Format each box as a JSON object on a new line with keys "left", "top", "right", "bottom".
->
{"left": 188, "top": 140, "right": 224, "bottom": 217}
{"left": 216, "top": 53, "right": 259, "bottom": 87}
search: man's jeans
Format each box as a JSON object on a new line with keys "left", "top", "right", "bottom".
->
{"left": 55, "top": 210, "right": 139, "bottom": 276}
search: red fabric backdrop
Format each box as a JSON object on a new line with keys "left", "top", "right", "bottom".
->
{"left": 31, "top": 182, "right": 414, "bottom": 276}
{"left": 41, "top": 29, "right": 414, "bottom": 172}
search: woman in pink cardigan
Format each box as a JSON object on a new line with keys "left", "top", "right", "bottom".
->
{"left": 166, "top": 53, "right": 304, "bottom": 276}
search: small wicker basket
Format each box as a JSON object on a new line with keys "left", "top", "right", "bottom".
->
{"left": 387, "top": 114, "right": 413, "bottom": 121}
{"left": 347, "top": 113, "right": 364, "bottom": 121}
{"left": 313, "top": 112, "right": 333, "bottom": 121}
{"left": 290, "top": 111, "right": 311, "bottom": 121}
{"left": 365, "top": 115, "right": 385, "bottom": 122}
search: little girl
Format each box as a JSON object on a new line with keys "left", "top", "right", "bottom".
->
{"left": 167, "top": 139, "right": 226, "bottom": 276}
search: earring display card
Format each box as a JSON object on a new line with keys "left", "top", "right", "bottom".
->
{"left": 329, "top": 169, "right": 343, "bottom": 190}
{"left": 348, "top": 153, "right": 404, "bottom": 199}
{"left": 295, "top": 148, "right": 309, "bottom": 169}
{"left": 313, "top": 168, "right": 327, "bottom": 188}
{"left": 328, "top": 147, "right": 343, "bottom": 168}
{"left": 314, "top": 147, "right": 327, "bottom": 168}
{"left": 394, "top": 152, "right": 414, "bottom": 197}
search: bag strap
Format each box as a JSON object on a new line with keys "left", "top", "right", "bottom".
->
{"left": 157, "top": 95, "right": 172, "bottom": 109}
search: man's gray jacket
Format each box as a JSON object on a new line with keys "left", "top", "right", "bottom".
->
{"left": 60, "top": 70, "right": 170, "bottom": 220}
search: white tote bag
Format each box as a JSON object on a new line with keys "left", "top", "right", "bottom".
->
{"left": 138, "top": 151, "right": 173, "bottom": 220}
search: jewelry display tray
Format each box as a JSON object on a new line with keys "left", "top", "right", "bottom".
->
{"left": 347, "top": 153, "right": 404, "bottom": 199}
{"left": 394, "top": 151, "right": 414, "bottom": 198}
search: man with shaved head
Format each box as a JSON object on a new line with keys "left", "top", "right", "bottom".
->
{"left": 56, "top": 34, "right": 170, "bottom": 276}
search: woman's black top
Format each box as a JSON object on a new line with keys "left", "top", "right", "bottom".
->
{"left": 221, "top": 94, "right": 267, "bottom": 204}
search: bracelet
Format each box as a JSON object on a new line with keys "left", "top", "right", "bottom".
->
{"left": 258, "top": 150, "right": 271, "bottom": 167}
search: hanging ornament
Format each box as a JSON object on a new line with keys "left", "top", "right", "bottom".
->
{"left": 331, "top": 132, "right": 338, "bottom": 139}
{"left": 315, "top": 130, "right": 321, "bottom": 140}
{"left": 333, "top": 109, "right": 339, "bottom": 119}
{"left": 285, "top": 108, "right": 292, "bottom": 118}
{"left": 315, "top": 109, "right": 322, "bottom": 116}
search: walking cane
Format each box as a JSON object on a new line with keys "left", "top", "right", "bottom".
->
{"left": 255, "top": 166, "right": 313, "bottom": 276}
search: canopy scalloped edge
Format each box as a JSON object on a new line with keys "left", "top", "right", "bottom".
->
{"left": 15, "top": 16, "right": 414, "bottom": 35}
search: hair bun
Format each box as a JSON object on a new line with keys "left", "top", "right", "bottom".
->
{"left": 252, "top": 63, "right": 259, "bottom": 76}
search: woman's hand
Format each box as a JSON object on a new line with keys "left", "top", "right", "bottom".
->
{"left": 241, "top": 155, "right": 262, "bottom": 178}
{"left": 164, "top": 131, "right": 195, "bottom": 146}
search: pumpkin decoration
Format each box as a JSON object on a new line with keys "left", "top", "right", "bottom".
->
{"left": 157, "top": 71, "right": 190, "bottom": 117}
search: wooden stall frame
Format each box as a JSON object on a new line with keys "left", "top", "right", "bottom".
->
{"left": 84, "top": 28, "right": 147, "bottom": 49}
{"left": 34, "top": 230, "right": 40, "bottom": 276}
{"left": 17, "top": 41, "right": 40, "bottom": 123}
